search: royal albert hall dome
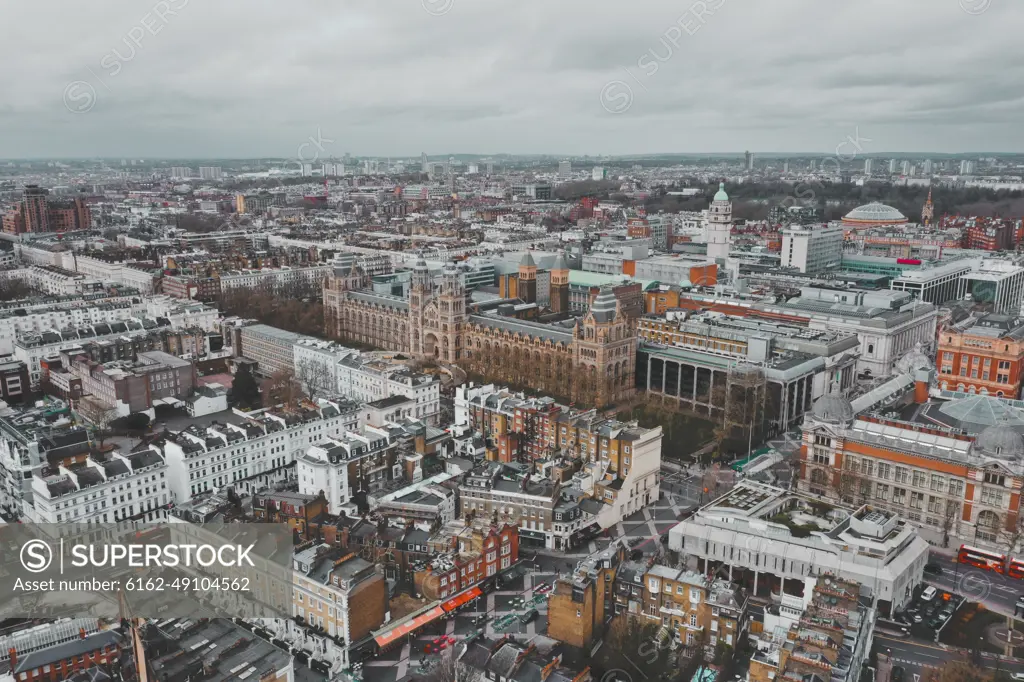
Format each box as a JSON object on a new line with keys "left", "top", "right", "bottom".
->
{"left": 841, "top": 202, "right": 908, "bottom": 227}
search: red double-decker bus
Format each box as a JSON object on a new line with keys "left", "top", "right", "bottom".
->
{"left": 1008, "top": 558, "right": 1024, "bottom": 580}
{"left": 958, "top": 544, "right": 1006, "bottom": 573}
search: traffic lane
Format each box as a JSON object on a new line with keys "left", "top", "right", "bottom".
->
{"left": 876, "top": 634, "right": 953, "bottom": 676}
{"left": 877, "top": 634, "right": 1024, "bottom": 677}
{"left": 925, "top": 555, "right": 1022, "bottom": 616}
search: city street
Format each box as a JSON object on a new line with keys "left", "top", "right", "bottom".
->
{"left": 361, "top": 571, "right": 554, "bottom": 682}
{"left": 926, "top": 549, "right": 1023, "bottom": 618}
{"left": 876, "top": 633, "right": 1024, "bottom": 680}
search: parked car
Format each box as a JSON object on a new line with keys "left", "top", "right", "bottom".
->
{"left": 893, "top": 666, "right": 905, "bottom": 682}
{"left": 921, "top": 585, "right": 938, "bottom": 601}
{"left": 520, "top": 609, "right": 539, "bottom": 624}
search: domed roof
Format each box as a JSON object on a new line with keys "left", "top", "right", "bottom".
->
{"left": 974, "top": 423, "right": 1024, "bottom": 461}
{"left": 413, "top": 257, "right": 429, "bottom": 271}
{"left": 842, "top": 202, "right": 907, "bottom": 224}
{"left": 713, "top": 182, "right": 729, "bottom": 202}
{"left": 811, "top": 393, "right": 854, "bottom": 424}
{"left": 895, "top": 343, "right": 931, "bottom": 374}
{"left": 590, "top": 286, "right": 619, "bottom": 323}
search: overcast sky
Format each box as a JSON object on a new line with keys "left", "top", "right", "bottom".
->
{"left": 3, "top": 0, "right": 1022, "bottom": 159}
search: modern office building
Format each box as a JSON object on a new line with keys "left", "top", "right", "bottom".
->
{"left": 890, "top": 259, "right": 978, "bottom": 305}
{"left": 668, "top": 480, "right": 930, "bottom": 617}
{"left": 959, "top": 259, "right": 1024, "bottom": 315}
{"left": 780, "top": 223, "right": 844, "bottom": 274}
{"left": 238, "top": 323, "right": 317, "bottom": 377}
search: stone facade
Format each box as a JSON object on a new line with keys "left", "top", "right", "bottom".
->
{"left": 324, "top": 258, "right": 636, "bottom": 407}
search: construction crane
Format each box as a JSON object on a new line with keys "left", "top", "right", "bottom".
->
{"left": 117, "top": 588, "right": 148, "bottom": 682}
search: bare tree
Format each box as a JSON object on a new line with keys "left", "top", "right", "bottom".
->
{"left": 296, "top": 357, "right": 334, "bottom": 402}
{"left": 1001, "top": 511, "right": 1024, "bottom": 558}
{"left": 426, "top": 646, "right": 480, "bottom": 682}
{"left": 90, "top": 406, "right": 120, "bottom": 450}
{"left": 941, "top": 499, "right": 961, "bottom": 549}
{"left": 262, "top": 369, "right": 303, "bottom": 407}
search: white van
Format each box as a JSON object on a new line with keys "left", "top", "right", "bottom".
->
{"left": 921, "top": 585, "right": 937, "bottom": 601}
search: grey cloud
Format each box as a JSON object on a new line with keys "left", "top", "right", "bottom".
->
{"left": 1, "top": 0, "right": 1022, "bottom": 157}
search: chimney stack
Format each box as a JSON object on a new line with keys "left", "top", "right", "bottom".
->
{"left": 8, "top": 648, "right": 17, "bottom": 668}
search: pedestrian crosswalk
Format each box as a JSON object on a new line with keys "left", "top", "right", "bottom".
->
{"left": 889, "top": 657, "right": 940, "bottom": 671}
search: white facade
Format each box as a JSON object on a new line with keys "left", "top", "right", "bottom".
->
{"left": 293, "top": 340, "right": 356, "bottom": 399}
{"left": 337, "top": 356, "right": 441, "bottom": 424}
{"left": 0, "top": 300, "right": 142, "bottom": 355}
{"left": 296, "top": 428, "right": 394, "bottom": 513}
{"left": 778, "top": 287, "right": 939, "bottom": 377}
{"left": 145, "top": 296, "right": 220, "bottom": 332}
{"left": 706, "top": 183, "right": 732, "bottom": 261}
{"left": 781, "top": 224, "right": 844, "bottom": 274}
{"left": 668, "top": 481, "right": 930, "bottom": 615}
{"left": 160, "top": 402, "right": 361, "bottom": 501}
{"left": 219, "top": 265, "right": 331, "bottom": 292}
{"left": 27, "top": 448, "right": 169, "bottom": 524}
{"left": 587, "top": 425, "right": 662, "bottom": 527}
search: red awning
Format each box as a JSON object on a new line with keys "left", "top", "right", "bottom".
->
{"left": 374, "top": 606, "right": 445, "bottom": 648}
{"left": 441, "top": 586, "right": 483, "bottom": 613}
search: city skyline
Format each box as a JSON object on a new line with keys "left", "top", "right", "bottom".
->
{"left": 4, "top": 0, "right": 1023, "bottom": 158}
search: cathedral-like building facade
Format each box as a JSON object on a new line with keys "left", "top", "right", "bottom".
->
{"left": 323, "top": 257, "right": 635, "bottom": 407}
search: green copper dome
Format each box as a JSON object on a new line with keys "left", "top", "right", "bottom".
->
{"left": 713, "top": 182, "right": 729, "bottom": 202}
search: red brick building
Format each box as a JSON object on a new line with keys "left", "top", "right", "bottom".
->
{"left": 161, "top": 274, "right": 222, "bottom": 301}
{"left": 964, "top": 221, "right": 1014, "bottom": 251}
{"left": 11, "top": 630, "right": 121, "bottom": 682}
{"left": 626, "top": 217, "right": 650, "bottom": 240}
{"left": 414, "top": 524, "right": 519, "bottom": 600}
{"left": 937, "top": 314, "right": 1024, "bottom": 398}
{"left": 2, "top": 186, "right": 92, "bottom": 235}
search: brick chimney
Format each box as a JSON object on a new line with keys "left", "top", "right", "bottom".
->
{"left": 80, "top": 628, "right": 87, "bottom": 639}
{"left": 8, "top": 648, "right": 16, "bottom": 668}
{"left": 914, "top": 367, "right": 934, "bottom": 404}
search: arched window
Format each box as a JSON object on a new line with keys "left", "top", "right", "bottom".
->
{"left": 976, "top": 510, "right": 1001, "bottom": 544}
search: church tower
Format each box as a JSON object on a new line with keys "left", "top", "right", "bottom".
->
{"left": 438, "top": 261, "right": 467, "bottom": 362}
{"left": 921, "top": 188, "right": 934, "bottom": 226}
{"left": 706, "top": 182, "right": 732, "bottom": 261}
{"left": 518, "top": 252, "right": 537, "bottom": 305}
{"left": 549, "top": 251, "right": 570, "bottom": 315}
{"left": 574, "top": 286, "right": 635, "bottom": 407}
{"left": 409, "top": 256, "right": 431, "bottom": 357}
